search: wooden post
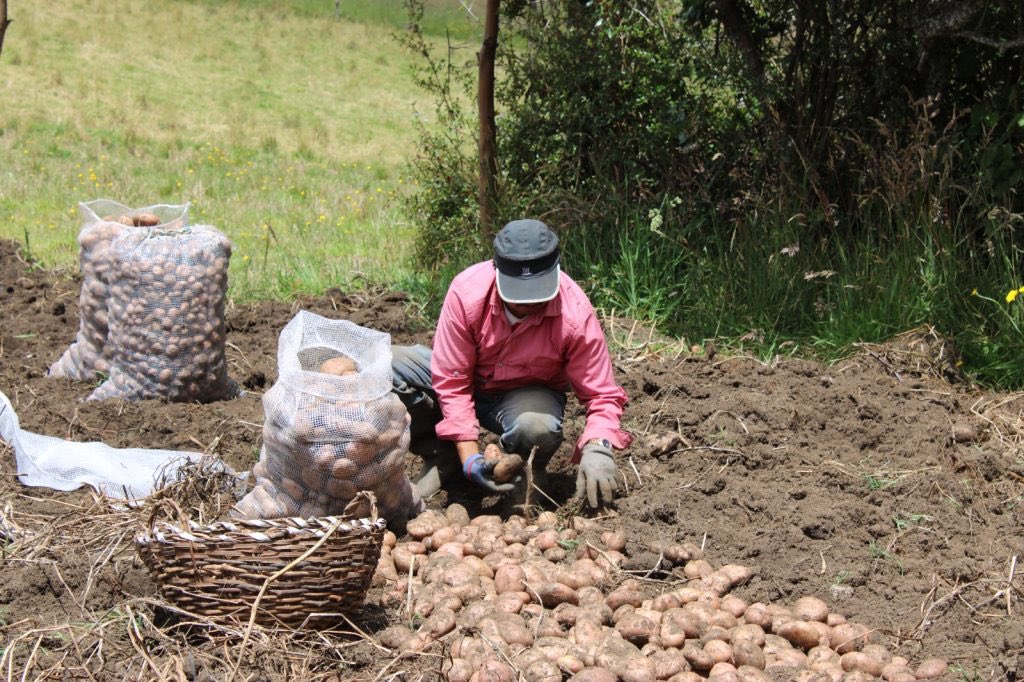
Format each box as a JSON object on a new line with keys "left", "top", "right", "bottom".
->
{"left": 334, "top": 0, "right": 340, "bottom": 20}
{"left": 0, "top": 0, "right": 11, "bottom": 58}
{"left": 477, "top": 0, "right": 500, "bottom": 234}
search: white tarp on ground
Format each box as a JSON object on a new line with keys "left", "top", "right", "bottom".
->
{"left": 0, "top": 389, "right": 212, "bottom": 500}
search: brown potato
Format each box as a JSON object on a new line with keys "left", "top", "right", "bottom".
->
{"left": 735, "top": 666, "right": 773, "bottom": 682}
{"left": 407, "top": 511, "right": 449, "bottom": 540}
{"left": 683, "top": 559, "right": 714, "bottom": 579}
{"left": 477, "top": 659, "right": 516, "bottom": 682}
{"left": 132, "top": 212, "right": 161, "bottom": 227}
{"left": 914, "top": 658, "right": 948, "bottom": 679}
{"left": 495, "top": 591, "right": 526, "bottom": 614}
{"left": 536, "top": 582, "right": 579, "bottom": 608}
{"left": 446, "top": 503, "right": 471, "bottom": 527}
{"left": 492, "top": 453, "right": 524, "bottom": 483}
{"left": 648, "top": 650, "right": 689, "bottom": 679}
{"left": 525, "top": 660, "right": 562, "bottom": 682}
{"left": 534, "top": 529, "right": 560, "bottom": 550}
{"left": 682, "top": 643, "right": 716, "bottom": 672}
{"left": 420, "top": 606, "right": 457, "bottom": 639}
{"left": 830, "top": 622, "right": 872, "bottom": 654}
{"left": 840, "top": 651, "right": 884, "bottom": 677}
{"left": 319, "top": 355, "right": 357, "bottom": 375}
{"left": 325, "top": 477, "right": 357, "bottom": 499}
{"left": 479, "top": 613, "right": 534, "bottom": 648}
{"left": 494, "top": 564, "right": 527, "bottom": 594}
{"left": 279, "top": 477, "right": 305, "bottom": 504}
{"left": 615, "top": 612, "right": 658, "bottom": 645}
{"left": 557, "top": 655, "right": 586, "bottom": 676}
{"left": 569, "top": 618, "right": 606, "bottom": 651}
{"left": 444, "top": 658, "right": 474, "bottom": 682}
{"left": 377, "top": 624, "right": 418, "bottom": 650}
{"left": 428, "top": 525, "right": 460, "bottom": 549}
{"left": 880, "top": 662, "right": 916, "bottom": 682}
{"left": 568, "top": 669, "right": 617, "bottom": 682}
{"left": 767, "top": 647, "right": 807, "bottom": 669}
{"left": 804, "top": 644, "right": 838, "bottom": 668}
{"left": 606, "top": 586, "right": 645, "bottom": 610}
{"left": 543, "top": 545, "right": 568, "bottom": 562}
{"left": 707, "top": 662, "right": 739, "bottom": 679}
{"left": 741, "top": 602, "right": 770, "bottom": 628}
{"left": 732, "top": 639, "right": 766, "bottom": 670}
{"left": 776, "top": 620, "right": 824, "bottom": 650}
{"left": 600, "top": 529, "right": 627, "bottom": 552}
{"left": 792, "top": 596, "right": 829, "bottom": 622}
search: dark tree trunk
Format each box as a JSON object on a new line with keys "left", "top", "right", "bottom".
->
{"left": 477, "top": 0, "right": 500, "bottom": 235}
{"left": 713, "top": 0, "right": 765, "bottom": 90}
{"left": 0, "top": 0, "right": 11, "bottom": 58}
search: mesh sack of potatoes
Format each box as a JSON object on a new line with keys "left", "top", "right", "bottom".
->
{"left": 86, "top": 223, "right": 239, "bottom": 403}
{"left": 232, "top": 311, "right": 424, "bottom": 527}
{"left": 49, "top": 200, "right": 189, "bottom": 382}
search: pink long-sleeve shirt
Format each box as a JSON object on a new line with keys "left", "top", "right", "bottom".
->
{"left": 431, "top": 260, "right": 633, "bottom": 463}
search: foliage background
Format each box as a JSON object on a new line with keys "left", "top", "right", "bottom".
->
{"left": 401, "top": 0, "right": 1024, "bottom": 388}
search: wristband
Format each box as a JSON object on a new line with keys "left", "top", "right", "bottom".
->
{"left": 463, "top": 452, "right": 484, "bottom": 480}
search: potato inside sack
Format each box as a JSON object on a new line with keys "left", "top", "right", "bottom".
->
{"left": 320, "top": 355, "right": 358, "bottom": 376}
{"left": 49, "top": 205, "right": 140, "bottom": 381}
{"left": 255, "top": 312, "right": 424, "bottom": 525}
{"left": 86, "top": 224, "right": 237, "bottom": 403}
{"left": 132, "top": 212, "right": 161, "bottom": 227}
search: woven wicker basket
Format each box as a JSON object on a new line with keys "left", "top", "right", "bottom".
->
{"left": 136, "top": 492, "right": 386, "bottom": 627}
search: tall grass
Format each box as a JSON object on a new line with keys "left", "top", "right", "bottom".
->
{"left": 567, "top": 109, "right": 1024, "bottom": 388}
{"left": 0, "top": 0, "right": 479, "bottom": 300}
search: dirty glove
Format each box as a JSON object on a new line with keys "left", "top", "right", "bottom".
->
{"left": 463, "top": 453, "right": 516, "bottom": 493}
{"left": 575, "top": 441, "right": 619, "bottom": 508}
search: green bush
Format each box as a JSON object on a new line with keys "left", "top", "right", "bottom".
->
{"left": 400, "top": 0, "right": 1024, "bottom": 387}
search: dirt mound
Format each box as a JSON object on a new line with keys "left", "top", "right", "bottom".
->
{"left": 1, "top": 239, "right": 1022, "bottom": 680}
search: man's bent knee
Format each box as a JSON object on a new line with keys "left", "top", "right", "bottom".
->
{"left": 500, "top": 412, "right": 563, "bottom": 459}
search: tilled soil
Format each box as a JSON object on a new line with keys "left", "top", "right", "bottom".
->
{"left": 1, "top": 238, "right": 1022, "bottom": 680}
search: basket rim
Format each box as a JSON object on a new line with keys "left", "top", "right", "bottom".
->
{"left": 136, "top": 514, "right": 386, "bottom": 546}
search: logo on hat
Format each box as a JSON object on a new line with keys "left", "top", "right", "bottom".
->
{"left": 521, "top": 267, "right": 531, "bottom": 276}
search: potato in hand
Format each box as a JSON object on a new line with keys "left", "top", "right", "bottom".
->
{"left": 482, "top": 443, "right": 524, "bottom": 483}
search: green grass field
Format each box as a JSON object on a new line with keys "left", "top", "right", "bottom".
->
{"left": 0, "top": 0, "right": 479, "bottom": 299}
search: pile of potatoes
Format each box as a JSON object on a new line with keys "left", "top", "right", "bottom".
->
{"left": 372, "top": 507, "right": 949, "bottom": 682}
{"left": 49, "top": 201, "right": 188, "bottom": 382}
{"left": 87, "top": 225, "right": 238, "bottom": 403}
{"left": 233, "top": 352, "right": 424, "bottom": 525}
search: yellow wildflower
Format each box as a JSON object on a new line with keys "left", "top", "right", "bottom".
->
{"left": 1008, "top": 289, "right": 1020, "bottom": 303}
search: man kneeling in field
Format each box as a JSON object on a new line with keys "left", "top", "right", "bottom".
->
{"left": 391, "top": 219, "right": 632, "bottom": 509}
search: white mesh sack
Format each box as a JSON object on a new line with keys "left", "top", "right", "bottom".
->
{"left": 87, "top": 223, "right": 238, "bottom": 403}
{"left": 233, "top": 311, "right": 424, "bottom": 525}
{"left": 49, "top": 200, "right": 189, "bottom": 382}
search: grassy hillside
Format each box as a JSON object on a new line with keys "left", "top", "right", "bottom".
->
{"left": 0, "top": 0, "right": 479, "bottom": 299}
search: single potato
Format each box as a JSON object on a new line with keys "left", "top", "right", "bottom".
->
{"left": 319, "top": 356, "right": 358, "bottom": 375}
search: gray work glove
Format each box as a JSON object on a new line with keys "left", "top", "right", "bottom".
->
{"left": 575, "top": 441, "right": 619, "bottom": 508}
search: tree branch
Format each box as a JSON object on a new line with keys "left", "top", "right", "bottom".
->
{"left": 951, "top": 31, "right": 1024, "bottom": 52}
{"left": 915, "top": 0, "right": 985, "bottom": 41}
